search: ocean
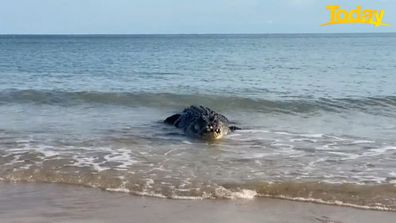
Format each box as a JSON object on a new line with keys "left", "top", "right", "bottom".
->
{"left": 0, "top": 34, "right": 396, "bottom": 210}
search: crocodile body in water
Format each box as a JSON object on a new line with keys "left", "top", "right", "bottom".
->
{"left": 164, "top": 105, "right": 240, "bottom": 140}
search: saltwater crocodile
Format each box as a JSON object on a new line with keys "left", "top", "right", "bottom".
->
{"left": 164, "top": 105, "right": 240, "bottom": 140}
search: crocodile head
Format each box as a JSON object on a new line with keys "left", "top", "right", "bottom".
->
{"left": 187, "top": 115, "right": 229, "bottom": 140}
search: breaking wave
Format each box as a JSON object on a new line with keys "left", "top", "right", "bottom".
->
{"left": 1, "top": 89, "right": 396, "bottom": 114}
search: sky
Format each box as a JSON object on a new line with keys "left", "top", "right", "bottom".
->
{"left": 0, "top": 0, "right": 395, "bottom": 34}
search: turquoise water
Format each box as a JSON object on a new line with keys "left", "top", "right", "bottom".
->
{"left": 1, "top": 34, "right": 396, "bottom": 210}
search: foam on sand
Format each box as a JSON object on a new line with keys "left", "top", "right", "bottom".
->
{"left": 1, "top": 182, "right": 396, "bottom": 223}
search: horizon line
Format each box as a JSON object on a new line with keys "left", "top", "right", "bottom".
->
{"left": 1, "top": 31, "right": 396, "bottom": 36}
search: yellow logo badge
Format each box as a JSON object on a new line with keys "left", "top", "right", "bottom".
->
{"left": 321, "top": 6, "right": 390, "bottom": 27}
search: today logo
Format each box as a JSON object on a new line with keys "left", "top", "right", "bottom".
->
{"left": 321, "top": 6, "right": 390, "bottom": 27}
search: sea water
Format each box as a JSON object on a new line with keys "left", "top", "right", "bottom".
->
{"left": 0, "top": 34, "right": 396, "bottom": 210}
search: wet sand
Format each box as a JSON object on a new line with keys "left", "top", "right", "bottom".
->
{"left": 0, "top": 182, "right": 395, "bottom": 223}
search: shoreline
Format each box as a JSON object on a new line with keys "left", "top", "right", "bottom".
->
{"left": 1, "top": 182, "right": 395, "bottom": 223}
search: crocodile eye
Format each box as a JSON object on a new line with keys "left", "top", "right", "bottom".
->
{"left": 194, "top": 124, "right": 200, "bottom": 131}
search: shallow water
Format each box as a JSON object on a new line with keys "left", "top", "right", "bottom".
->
{"left": 0, "top": 34, "right": 396, "bottom": 210}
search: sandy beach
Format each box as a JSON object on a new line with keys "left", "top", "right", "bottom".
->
{"left": 0, "top": 182, "right": 395, "bottom": 223}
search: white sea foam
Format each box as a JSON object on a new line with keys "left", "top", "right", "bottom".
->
{"left": 351, "top": 140, "right": 375, "bottom": 144}
{"left": 304, "top": 157, "right": 327, "bottom": 171}
{"left": 371, "top": 146, "right": 396, "bottom": 153}
{"left": 289, "top": 138, "right": 318, "bottom": 143}
{"left": 258, "top": 194, "right": 394, "bottom": 211}
{"left": 316, "top": 142, "right": 339, "bottom": 151}
{"left": 271, "top": 143, "right": 294, "bottom": 149}
{"left": 327, "top": 151, "right": 360, "bottom": 160}
{"left": 238, "top": 129, "right": 270, "bottom": 133}
{"left": 134, "top": 191, "right": 167, "bottom": 199}
{"left": 351, "top": 175, "right": 387, "bottom": 184}
{"left": 241, "top": 153, "right": 269, "bottom": 159}
{"left": 230, "top": 189, "right": 258, "bottom": 199}
{"left": 273, "top": 131, "right": 323, "bottom": 138}
{"left": 170, "top": 195, "right": 204, "bottom": 200}
{"left": 106, "top": 186, "right": 169, "bottom": 199}
{"left": 102, "top": 148, "right": 137, "bottom": 169}
{"left": 299, "top": 133, "right": 324, "bottom": 138}
{"left": 214, "top": 187, "right": 257, "bottom": 200}
{"left": 69, "top": 156, "right": 111, "bottom": 172}
{"left": 273, "top": 131, "right": 294, "bottom": 135}
{"left": 106, "top": 187, "right": 130, "bottom": 193}
{"left": 362, "top": 146, "right": 396, "bottom": 156}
